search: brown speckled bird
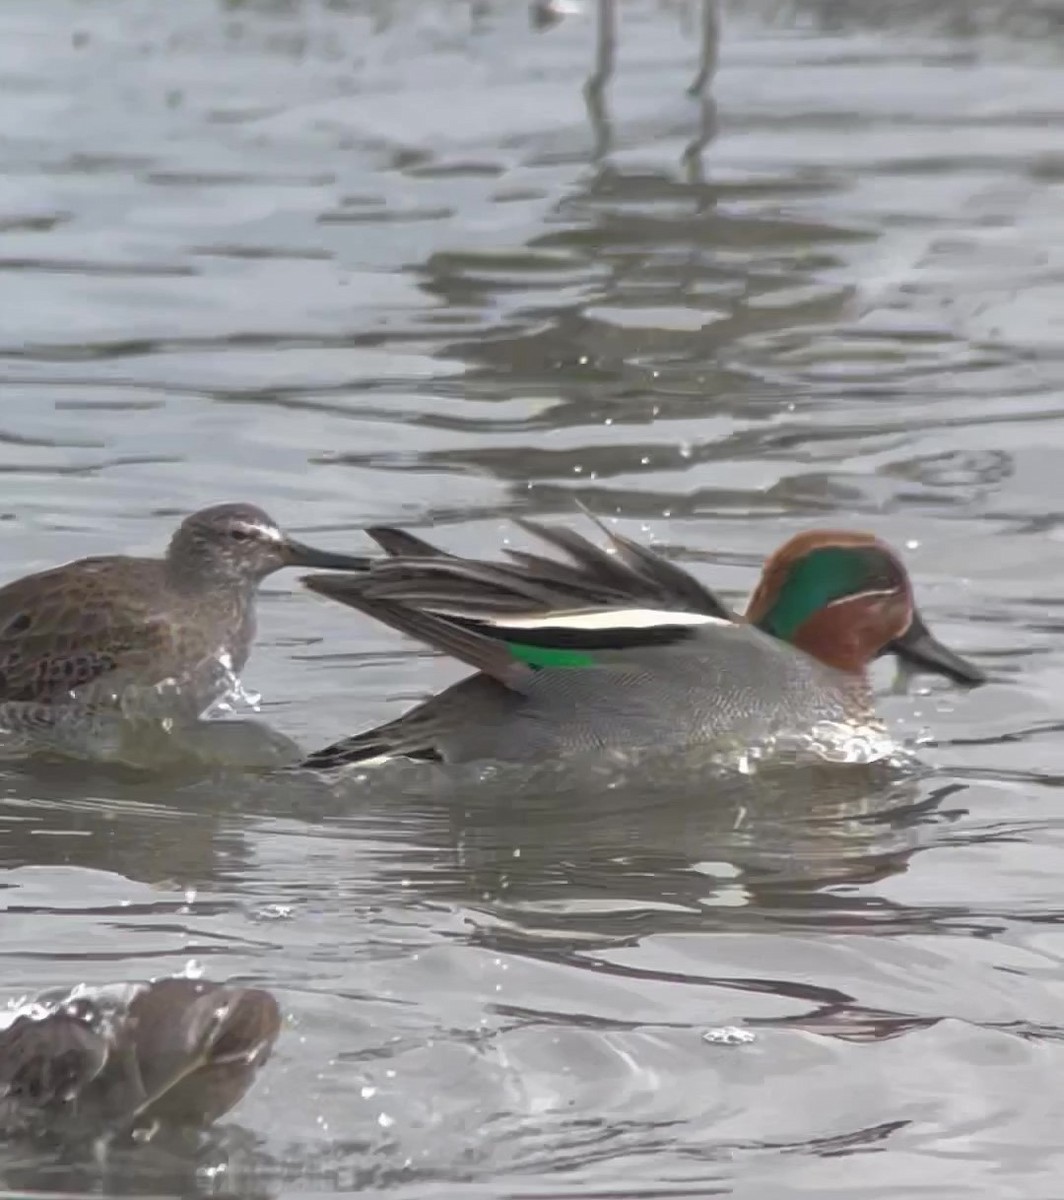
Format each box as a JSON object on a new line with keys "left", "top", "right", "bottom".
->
{"left": 0, "top": 503, "right": 368, "bottom": 733}
{"left": 0, "top": 976, "right": 281, "bottom": 1137}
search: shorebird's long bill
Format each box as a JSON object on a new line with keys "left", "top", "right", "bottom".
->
{"left": 283, "top": 538, "right": 372, "bottom": 572}
{"left": 890, "top": 609, "right": 986, "bottom": 685}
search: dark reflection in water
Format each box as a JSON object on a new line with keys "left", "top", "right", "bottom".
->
{"left": 1, "top": 0, "right": 1064, "bottom": 1195}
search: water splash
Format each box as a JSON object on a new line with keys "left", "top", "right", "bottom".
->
{"left": 701, "top": 720, "right": 902, "bottom": 778}
{"left": 203, "top": 651, "right": 262, "bottom": 717}
{"left": 0, "top": 981, "right": 145, "bottom": 1035}
{"left": 805, "top": 720, "right": 900, "bottom": 765}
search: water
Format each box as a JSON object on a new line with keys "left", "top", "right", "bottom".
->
{"left": 1, "top": 0, "right": 1064, "bottom": 1193}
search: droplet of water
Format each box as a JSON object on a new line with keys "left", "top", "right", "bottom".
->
{"left": 702, "top": 1026, "right": 755, "bottom": 1046}
{"left": 251, "top": 903, "right": 293, "bottom": 922}
{"left": 197, "top": 1162, "right": 229, "bottom": 1186}
{"left": 131, "top": 1120, "right": 160, "bottom": 1143}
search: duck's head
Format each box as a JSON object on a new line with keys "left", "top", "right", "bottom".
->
{"left": 744, "top": 530, "right": 985, "bottom": 684}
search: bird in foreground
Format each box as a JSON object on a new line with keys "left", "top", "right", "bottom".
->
{"left": 0, "top": 977, "right": 280, "bottom": 1138}
{"left": 298, "top": 517, "right": 985, "bottom": 770}
{"left": 0, "top": 503, "right": 369, "bottom": 739}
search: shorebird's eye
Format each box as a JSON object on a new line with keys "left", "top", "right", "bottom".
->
{"left": 229, "top": 527, "right": 253, "bottom": 542}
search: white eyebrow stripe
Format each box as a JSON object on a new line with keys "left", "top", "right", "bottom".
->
{"left": 252, "top": 523, "right": 284, "bottom": 542}
{"left": 823, "top": 588, "right": 898, "bottom": 609}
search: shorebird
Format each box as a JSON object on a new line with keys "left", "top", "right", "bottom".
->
{"left": 0, "top": 502, "right": 369, "bottom": 739}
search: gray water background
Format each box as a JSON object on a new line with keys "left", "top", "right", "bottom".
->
{"left": 3, "top": 0, "right": 1064, "bottom": 1195}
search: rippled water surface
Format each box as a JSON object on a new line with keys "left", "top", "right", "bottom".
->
{"left": 3, "top": 0, "right": 1064, "bottom": 1194}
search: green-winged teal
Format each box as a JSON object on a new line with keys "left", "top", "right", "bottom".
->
{"left": 0, "top": 503, "right": 369, "bottom": 733}
{"left": 0, "top": 976, "right": 280, "bottom": 1137}
{"left": 299, "top": 518, "right": 984, "bottom": 769}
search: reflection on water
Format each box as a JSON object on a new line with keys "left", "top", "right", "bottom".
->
{"left": 1, "top": 0, "right": 1064, "bottom": 1195}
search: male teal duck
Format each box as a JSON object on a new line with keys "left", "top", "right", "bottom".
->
{"left": 299, "top": 518, "right": 984, "bottom": 769}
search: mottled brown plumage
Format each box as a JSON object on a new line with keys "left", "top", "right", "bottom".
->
{"left": 0, "top": 504, "right": 369, "bottom": 737}
{"left": 0, "top": 977, "right": 281, "bottom": 1137}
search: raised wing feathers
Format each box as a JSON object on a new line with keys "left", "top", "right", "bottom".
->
{"left": 304, "top": 515, "right": 732, "bottom": 683}
{"left": 303, "top": 574, "right": 536, "bottom": 689}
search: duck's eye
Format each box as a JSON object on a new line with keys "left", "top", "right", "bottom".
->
{"left": 229, "top": 527, "right": 253, "bottom": 542}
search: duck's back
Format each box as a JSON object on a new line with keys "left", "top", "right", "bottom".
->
{"left": 335, "top": 623, "right": 868, "bottom": 767}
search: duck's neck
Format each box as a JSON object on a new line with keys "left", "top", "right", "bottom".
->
{"left": 787, "top": 599, "right": 883, "bottom": 676}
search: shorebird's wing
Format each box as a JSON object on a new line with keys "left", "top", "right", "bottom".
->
{"left": 0, "top": 559, "right": 183, "bottom": 704}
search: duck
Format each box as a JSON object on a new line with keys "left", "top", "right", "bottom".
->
{"left": 298, "top": 516, "right": 985, "bottom": 769}
{"left": 0, "top": 976, "right": 280, "bottom": 1138}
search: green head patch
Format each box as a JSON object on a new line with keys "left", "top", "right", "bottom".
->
{"left": 756, "top": 545, "right": 900, "bottom": 643}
